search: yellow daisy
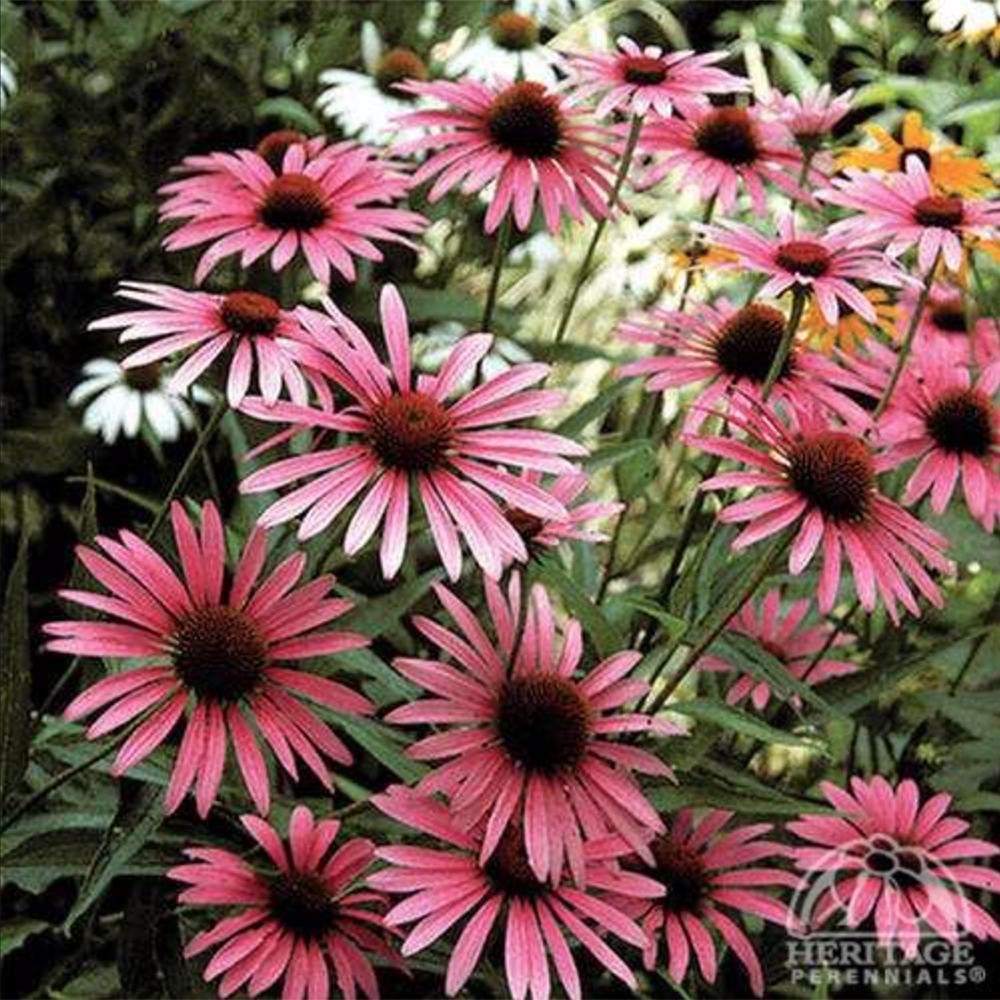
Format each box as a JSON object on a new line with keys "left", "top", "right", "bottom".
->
{"left": 801, "top": 287, "right": 899, "bottom": 354}
{"left": 836, "top": 111, "right": 994, "bottom": 195}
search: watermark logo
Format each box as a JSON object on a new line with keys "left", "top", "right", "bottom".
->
{"left": 784, "top": 833, "right": 987, "bottom": 989}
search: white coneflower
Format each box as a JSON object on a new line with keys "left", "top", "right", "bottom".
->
{"left": 1, "top": 50, "right": 16, "bottom": 112}
{"left": 924, "top": 0, "right": 1000, "bottom": 55}
{"left": 70, "top": 358, "right": 210, "bottom": 446}
{"left": 445, "top": 12, "right": 562, "bottom": 86}
{"left": 315, "top": 22, "right": 430, "bottom": 147}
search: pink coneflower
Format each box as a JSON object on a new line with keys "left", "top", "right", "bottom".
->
{"left": 89, "top": 281, "right": 327, "bottom": 408}
{"left": 690, "top": 402, "right": 954, "bottom": 621}
{"left": 765, "top": 85, "right": 854, "bottom": 150}
{"left": 819, "top": 158, "right": 1000, "bottom": 273}
{"left": 44, "top": 501, "right": 371, "bottom": 817}
{"left": 370, "top": 785, "right": 663, "bottom": 1000}
{"left": 789, "top": 777, "right": 1000, "bottom": 956}
{"left": 697, "top": 589, "right": 857, "bottom": 711}
{"left": 617, "top": 297, "right": 873, "bottom": 431}
{"left": 873, "top": 349, "right": 999, "bottom": 532}
{"left": 169, "top": 806, "right": 398, "bottom": 999}
{"left": 563, "top": 35, "right": 749, "bottom": 119}
{"left": 635, "top": 103, "right": 811, "bottom": 214}
{"left": 505, "top": 471, "right": 624, "bottom": 555}
{"left": 386, "top": 575, "right": 680, "bottom": 886}
{"left": 392, "top": 78, "right": 615, "bottom": 233}
{"left": 240, "top": 285, "right": 585, "bottom": 580}
{"left": 159, "top": 140, "right": 427, "bottom": 285}
{"left": 705, "top": 214, "right": 909, "bottom": 325}
{"left": 611, "top": 810, "right": 797, "bottom": 997}
{"left": 903, "top": 282, "right": 1000, "bottom": 371}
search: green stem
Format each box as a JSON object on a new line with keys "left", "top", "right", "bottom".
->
{"left": 637, "top": 452, "right": 723, "bottom": 651}
{"left": 873, "top": 257, "right": 938, "bottom": 420}
{"left": 761, "top": 286, "right": 807, "bottom": 401}
{"left": 643, "top": 530, "right": 788, "bottom": 716}
{"left": 145, "top": 395, "right": 228, "bottom": 542}
{"left": 554, "top": 113, "right": 644, "bottom": 344}
{"left": 481, "top": 213, "right": 513, "bottom": 334}
{"left": 799, "top": 599, "right": 860, "bottom": 687}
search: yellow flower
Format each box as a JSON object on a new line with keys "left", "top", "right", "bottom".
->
{"left": 801, "top": 287, "right": 899, "bottom": 353}
{"left": 836, "top": 111, "right": 995, "bottom": 195}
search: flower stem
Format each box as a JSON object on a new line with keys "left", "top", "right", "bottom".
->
{"left": 481, "top": 213, "right": 513, "bottom": 334}
{"left": 873, "top": 257, "right": 938, "bottom": 419}
{"left": 554, "top": 113, "right": 644, "bottom": 344}
{"left": 761, "top": 285, "right": 807, "bottom": 401}
{"left": 643, "top": 529, "right": 788, "bottom": 716}
{"left": 145, "top": 394, "right": 228, "bottom": 542}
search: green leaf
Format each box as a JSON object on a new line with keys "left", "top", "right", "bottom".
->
{"left": 616, "top": 596, "right": 687, "bottom": 643}
{"left": 0, "top": 829, "right": 179, "bottom": 894}
{"left": 672, "top": 699, "right": 813, "bottom": 747}
{"left": 712, "top": 634, "right": 844, "bottom": 719}
{"left": 255, "top": 96, "right": 322, "bottom": 133}
{"left": 329, "top": 713, "right": 426, "bottom": 783}
{"left": 0, "top": 524, "right": 31, "bottom": 809}
{"left": 332, "top": 648, "right": 420, "bottom": 706}
{"left": 65, "top": 782, "right": 165, "bottom": 931}
{"left": 534, "top": 556, "right": 625, "bottom": 658}
{"left": 64, "top": 464, "right": 99, "bottom": 615}
{"left": 555, "top": 380, "right": 631, "bottom": 438}
{"left": 336, "top": 570, "right": 440, "bottom": 639}
{"left": 0, "top": 917, "right": 47, "bottom": 958}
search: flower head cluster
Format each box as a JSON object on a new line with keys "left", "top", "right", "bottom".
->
{"left": 387, "top": 575, "right": 681, "bottom": 886}
{"left": 394, "top": 78, "right": 615, "bottom": 233}
{"left": 169, "top": 807, "right": 397, "bottom": 999}
{"left": 790, "top": 777, "right": 1000, "bottom": 954}
{"left": 159, "top": 140, "right": 427, "bottom": 284}
{"left": 46, "top": 501, "right": 371, "bottom": 817}
{"left": 564, "top": 36, "right": 749, "bottom": 119}
{"left": 240, "top": 285, "right": 585, "bottom": 580}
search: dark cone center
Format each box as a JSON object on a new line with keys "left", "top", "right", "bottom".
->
{"left": 694, "top": 107, "right": 760, "bottom": 166}
{"left": 375, "top": 48, "right": 428, "bottom": 96}
{"left": 913, "top": 195, "right": 964, "bottom": 229}
{"left": 171, "top": 605, "right": 268, "bottom": 702}
{"left": 221, "top": 291, "right": 282, "bottom": 337}
{"left": 622, "top": 55, "right": 668, "bottom": 86}
{"left": 776, "top": 240, "right": 832, "bottom": 278}
{"left": 487, "top": 82, "right": 563, "bottom": 160}
{"left": 256, "top": 130, "right": 307, "bottom": 172}
{"left": 926, "top": 387, "right": 994, "bottom": 456}
{"left": 506, "top": 507, "right": 545, "bottom": 544}
{"left": 486, "top": 827, "right": 545, "bottom": 897}
{"left": 123, "top": 362, "right": 163, "bottom": 393}
{"left": 368, "top": 391, "right": 453, "bottom": 470}
{"left": 651, "top": 834, "right": 708, "bottom": 913}
{"left": 259, "top": 173, "right": 329, "bottom": 231}
{"left": 931, "top": 300, "right": 968, "bottom": 333}
{"left": 268, "top": 871, "right": 339, "bottom": 938}
{"left": 490, "top": 13, "right": 539, "bottom": 51}
{"left": 899, "top": 147, "right": 932, "bottom": 172}
{"left": 497, "top": 673, "right": 592, "bottom": 774}
{"left": 788, "top": 431, "right": 875, "bottom": 522}
{"left": 713, "top": 304, "right": 792, "bottom": 383}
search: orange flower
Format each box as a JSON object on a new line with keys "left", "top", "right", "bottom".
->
{"left": 801, "top": 287, "right": 898, "bottom": 353}
{"left": 836, "top": 111, "right": 994, "bottom": 195}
